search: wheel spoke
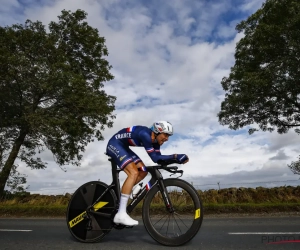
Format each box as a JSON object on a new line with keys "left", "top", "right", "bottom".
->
{"left": 171, "top": 213, "right": 183, "bottom": 235}
{"left": 158, "top": 214, "right": 169, "bottom": 233}
{"left": 165, "top": 215, "right": 171, "bottom": 236}
{"left": 152, "top": 213, "right": 169, "bottom": 227}
{"left": 174, "top": 212, "right": 191, "bottom": 229}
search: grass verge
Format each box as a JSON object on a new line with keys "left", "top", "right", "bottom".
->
{"left": 0, "top": 205, "right": 66, "bottom": 217}
{"left": 1, "top": 203, "right": 300, "bottom": 217}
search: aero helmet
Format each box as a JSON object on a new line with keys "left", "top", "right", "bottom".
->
{"left": 150, "top": 121, "right": 173, "bottom": 135}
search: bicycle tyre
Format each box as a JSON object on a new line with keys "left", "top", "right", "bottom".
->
{"left": 142, "top": 178, "right": 203, "bottom": 246}
{"left": 66, "top": 181, "right": 117, "bottom": 243}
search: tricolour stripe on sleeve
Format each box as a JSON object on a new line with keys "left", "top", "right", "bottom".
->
{"left": 146, "top": 148, "right": 154, "bottom": 153}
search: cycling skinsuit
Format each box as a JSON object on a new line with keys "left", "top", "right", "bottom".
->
{"left": 106, "top": 126, "right": 174, "bottom": 169}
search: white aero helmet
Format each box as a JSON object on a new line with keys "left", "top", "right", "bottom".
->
{"left": 150, "top": 121, "right": 173, "bottom": 135}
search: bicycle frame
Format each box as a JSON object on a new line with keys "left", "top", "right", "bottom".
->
{"left": 89, "top": 157, "right": 175, "bottom": 215}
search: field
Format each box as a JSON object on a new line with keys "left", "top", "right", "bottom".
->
{"left": 1, "top": 185, "right": 300, "bottom": 217}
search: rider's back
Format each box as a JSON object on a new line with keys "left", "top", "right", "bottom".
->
{"left": 112, "top": 125, "right": 153, "bottom": 147}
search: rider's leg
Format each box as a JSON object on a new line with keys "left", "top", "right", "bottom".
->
{"left": 122, "top": 162, "right": 139, "bottom": 194}
{"left": 134, "top": 161, "right": 148, "bottom": 184}
{"left": 113, "top": 162, "right": 139, "bottom": 226}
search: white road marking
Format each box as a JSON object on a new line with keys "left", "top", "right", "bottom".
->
{"left": 229, "top": 232, "right": 300, "bottom": 235}
{"left": 0, "top": 229, "right": 32, "bottom": 232}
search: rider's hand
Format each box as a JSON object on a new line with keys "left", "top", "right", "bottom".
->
{"left": 174, "top": 154, "right": 189, "bottom": 164}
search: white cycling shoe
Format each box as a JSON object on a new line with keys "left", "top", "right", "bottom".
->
{"left": 113, "top": 212, "right": 138, "bottom": 226}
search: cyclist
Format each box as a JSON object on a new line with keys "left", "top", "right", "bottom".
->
{"left": 106, "top": 121, "right": 189, "bottom": 226}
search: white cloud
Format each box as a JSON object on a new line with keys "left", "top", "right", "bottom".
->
{"left": 240, "top": 0, "right": 265, "bottom": 12}
{"left": 2, "top": 0, "right": 300, "bottom": 194}
{"left": 0, "top": 0, "right": 22, "bottom": 25}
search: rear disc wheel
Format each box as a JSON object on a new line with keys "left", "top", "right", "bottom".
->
{"left": 66, "top": 181, "right": 117, "bottom": 242}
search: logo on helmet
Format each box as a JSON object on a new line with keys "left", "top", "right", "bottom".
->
{"left": 159, "top": 123, "right": 165, "bottom": 130}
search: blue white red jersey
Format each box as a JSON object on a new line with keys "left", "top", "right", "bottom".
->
{"left": 109, "top": 125, "right": 174, "bottom": 163}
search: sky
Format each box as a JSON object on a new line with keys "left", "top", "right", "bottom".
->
{"left": 1, "top": 0, "right": 300, "bottom": 194}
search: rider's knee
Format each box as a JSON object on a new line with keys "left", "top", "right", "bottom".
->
{"left": 130, "top": 169, "right": 139, "bottom": 178}
{"left": 125, "top": 163, "right": 139, "bottom": 178}
{"left": 139, "top": 171, "right": 148, "bottom": 178}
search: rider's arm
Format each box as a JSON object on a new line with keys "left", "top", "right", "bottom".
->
{"left": 139, "top": 132, "right": 174, "bottom": 163}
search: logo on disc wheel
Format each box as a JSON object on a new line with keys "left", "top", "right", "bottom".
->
{"left": 69, "top": 201, "right": 108, "bottom": 228}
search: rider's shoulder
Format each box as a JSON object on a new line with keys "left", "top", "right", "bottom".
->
{"left": 132, "top": 125, "right": 151, "bottom": 133}
{"left": 136, "top": 125, "right": 149, "bottom": 129}
{"left": 135, "top": 126, "right": 152, "bottom": 139}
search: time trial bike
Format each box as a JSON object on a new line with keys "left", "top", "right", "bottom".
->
{"left": 66, "top": 154, "right": 203, "bottom": 246}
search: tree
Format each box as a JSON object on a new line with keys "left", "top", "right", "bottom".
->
{"left": 0, "top": 129, "right": 28, "bottom": 196}
{"left": 0, "top": 9, "right": 116, "bottom": 198}
{"left": 217, "top": 0, "right": 300, "bottom": 173}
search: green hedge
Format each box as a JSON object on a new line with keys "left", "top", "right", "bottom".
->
{"left": 0, "top": 205, "right": 66, "bottom": 217}
{"left": 1, "top": 203, "right": 300, "bottom": 217}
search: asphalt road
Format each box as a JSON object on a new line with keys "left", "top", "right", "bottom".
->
{"left": 1, "top": 216, "right": 300, "bottom": 249}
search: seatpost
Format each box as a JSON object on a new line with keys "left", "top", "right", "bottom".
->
{"left": 110, "top": 158, "right": 121, "bottom": 200}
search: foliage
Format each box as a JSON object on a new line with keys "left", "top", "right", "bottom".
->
{"left": 6, "top": 165, "right": 29, "bottom": 194}
{"left": 1, "top": 186, "right": 300, "bottom": 216}
{"left": 287, "top": 156, "right": 300, "bottom": 175}
{"left": 0, "top": 9, "right": 116, "bottom": 197}
{"left": 217, "top": 0, "right": 300, "bottom": 174}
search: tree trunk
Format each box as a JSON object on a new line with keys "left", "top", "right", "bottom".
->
{"left": 0, "top": 129, "right": 27, "bottom": 199}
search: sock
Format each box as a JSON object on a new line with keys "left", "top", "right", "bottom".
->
{"left": 118, "top": 193, "right": 129, "bottom": 214}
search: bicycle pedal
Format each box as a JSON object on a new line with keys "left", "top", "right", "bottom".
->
{"left": 113, "top": 224, "right": 126, "bottom": 230}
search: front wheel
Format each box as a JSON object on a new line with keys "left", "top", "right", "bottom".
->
{"left": 142, "top": 178, "right": 203, "bottom": 246}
